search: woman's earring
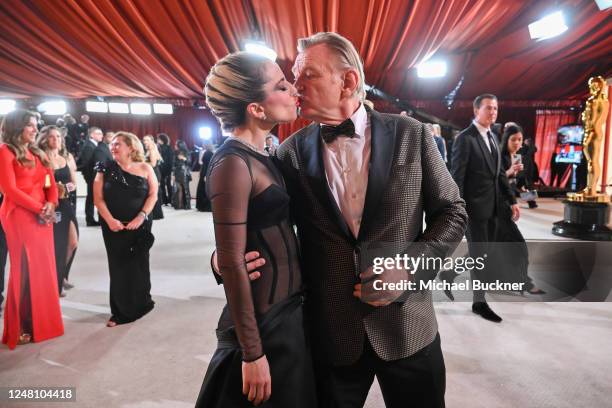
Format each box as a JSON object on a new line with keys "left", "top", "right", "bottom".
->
{"left": 262, "top": 114, "right": 267, "bottom": 121}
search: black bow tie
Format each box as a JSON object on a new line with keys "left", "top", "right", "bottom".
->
{"left": 320, "top": 119, "right": 356, "bottom": 144}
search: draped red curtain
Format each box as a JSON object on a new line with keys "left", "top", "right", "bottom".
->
{"left": 1, "top": 1, "right": 610, "bottom": 102}
{"left": 534, "top": 110, "right": 579, "bottom": 185}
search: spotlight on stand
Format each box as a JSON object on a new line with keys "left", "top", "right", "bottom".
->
{"left": 244, "top": 40, "right": 277, "bottom": 61}
{"left": 528, "top": 11, "right": 568, "bottom": 40}
{"left": 199, "top": 127, "right": 213, "bottom": 141}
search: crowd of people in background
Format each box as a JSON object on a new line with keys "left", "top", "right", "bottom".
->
{"left": 0, "top": 89, "right": 544, "bottom": 350}
{"left": 0, "top": 107, "right": 228, "bottom": 348}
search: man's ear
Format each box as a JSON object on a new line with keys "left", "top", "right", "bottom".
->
{"left": 246, "top": 102, "right": 266, "bottom": 121}
{"left": 341, "top": 69, "right": 359, "bottom": 98}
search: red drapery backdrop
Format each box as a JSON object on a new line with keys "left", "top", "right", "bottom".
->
{"left": 534, "top": 110, "right": 579, "bottom": 186}
{"left": 1, "top": 1, "right": 610, "bottom": 102}
{"left": 2, "top": 1, "right": 610, "bottom": 148}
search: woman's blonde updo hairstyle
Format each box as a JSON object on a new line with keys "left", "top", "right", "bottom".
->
{"left": 204, "top": 51, "right": 270, "bottom": 132}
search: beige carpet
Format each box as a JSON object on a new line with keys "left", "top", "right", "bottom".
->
{"left": 0, "top": 198, "right": 611, "bottom": 408}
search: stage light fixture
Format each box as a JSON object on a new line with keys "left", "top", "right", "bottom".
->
{"left": 199, "top": 127, "right": 213, "bottom": 140}
{"left": 37, "top": 100, "right": 67, "bottom": 115}
{"left": 86, "top": 101, "right": 108, "bottom": 113}
{"left": 108, "top": 102, "right": 129, "bottom": 114}
{"left": 528, "top": 11, "right": 568, "bottom": 40}
{"left": 130, "top": 103, "right": 152, "bottom": 115}
{"left": 595, "top": 0, "right": 612, "bottom": 10}
{"left": 417, "top": 59, "right": 447, "bottom": 78}
{"left": 153, "top": 103, "right": 173, "bottom": 114}
{"left": 244, "top": 41, "right": 277, "bottom": 61}
{"left": 0, "top": 99, "right": 16, "bottom": 115}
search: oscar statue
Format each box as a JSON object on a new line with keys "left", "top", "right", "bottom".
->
{"left": 553, "top": 76, "right": 611, "bottom": 240}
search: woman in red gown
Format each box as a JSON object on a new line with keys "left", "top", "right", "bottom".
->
{"left": 0, "top": 109, "right": 64, "bottom": 349}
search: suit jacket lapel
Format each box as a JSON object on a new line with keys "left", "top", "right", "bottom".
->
{"left": 358, "top": 109, "right": 395, "bottom": 241}
{"left": 472, "top": 125, "right": 496, "bottom": 175}
{"left": 298, "top": 123, "right": 353, "bottom": 240}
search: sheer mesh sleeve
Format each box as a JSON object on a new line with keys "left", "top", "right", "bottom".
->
{"left": 207, "top": 153, "right": 263, "bottom": 362}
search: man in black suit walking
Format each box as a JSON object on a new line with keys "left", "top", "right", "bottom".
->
{"left": 450, "top": 94, "right": 519, "bottom": 322}
{"left": 77, "top": 126, "right": 103, "bottom": 226}
{"left": 157, "top": 133, "right": 174, "bottom": 205}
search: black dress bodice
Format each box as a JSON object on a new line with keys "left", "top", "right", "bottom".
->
{"left": 95, "top": 160, "right": 148, "bottom": 222}
{"left": 207, "top": 140, "right": 302, "bottom": 362}
{"left": 54, "top": 164, "right": 71, "bottom": 185}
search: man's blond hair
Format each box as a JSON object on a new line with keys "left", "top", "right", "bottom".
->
{"left": 297, "top": 32, "right": 365, "bottom": 100}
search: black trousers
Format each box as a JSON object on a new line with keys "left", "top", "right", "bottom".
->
{"left": 160, "top": 173, "right": 172, "bottom": 205}
{"left": 322, "top": 333, "right": 445, "bottom": 408}
{"left": 465, "top": 217, "right": 498, "bottom": 302}
{"left": 85, "top": 178, "right": 96, "bottom": 223}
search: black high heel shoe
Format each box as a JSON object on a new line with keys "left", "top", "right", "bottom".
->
{"left": 438, "top": 269, "right": 458, "bottom": 301}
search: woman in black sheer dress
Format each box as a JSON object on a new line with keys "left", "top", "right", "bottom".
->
{"left": 93, "top": 132, "right": 158, "bottom": 327}
{"left": 37, "top": 126, "right": 79, "bottom": 297}
{"left": 196, "top": 52, "right": 316, "bottom": 407}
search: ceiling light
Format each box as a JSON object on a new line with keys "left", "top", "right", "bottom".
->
{"left": 244, "top": 41, "right": 277, "bottom": 61}
{"left": 417, "top": 59, "right": 447, "bottom": 78}
{"left": 0, "top": 99, "right": 16, "bottom": 115}
{"left": 130, "top": 103, "right": 151, "bottom": 115}
{"left": 153, "top": 103, "right": 173, "bottom": 114}
{"left": 595, "top": 0, "right": 612, "bottom": 11}
{"left": 86, "top": 101, "right": 108, "bottom": 113}
{"left": 37, "top": 100, "right": 67, "bottom": 115}
{"left": 528, "top": 11, "right": 568, "bottom": 40}
{"left": 108, "top": 102, "right": 129, "bottom": 114}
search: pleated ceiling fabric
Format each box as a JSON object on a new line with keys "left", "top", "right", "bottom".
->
{"left": 1, "top": 0, "right": 610, "bottom": 101}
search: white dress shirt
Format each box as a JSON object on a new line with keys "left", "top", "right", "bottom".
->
{"left": 472, "top": 120, "right": 494, "bottom": 152}
{"left": 321, "top": 104, "right": 371, "bottom": 238}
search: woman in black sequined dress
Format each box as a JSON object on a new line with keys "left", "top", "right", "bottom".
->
{"left": 93, "top": 132, "right": 158, "bottom": 327}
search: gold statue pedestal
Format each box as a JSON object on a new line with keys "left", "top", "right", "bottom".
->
{"left": 552, "top": 195, "right": 612, "bottom": 241}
